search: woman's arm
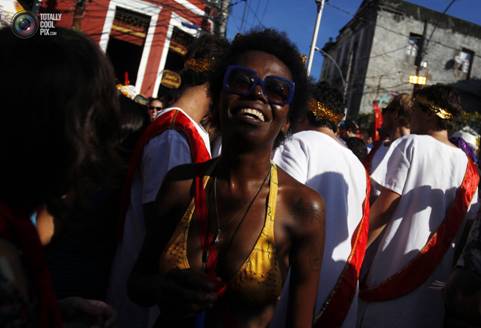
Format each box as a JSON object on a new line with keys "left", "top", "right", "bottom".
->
{"left": 127, "top": 165, "right": 218, "bottom": 317}
{"left": 286, "top": 190, "right": 325, "bottom": 328}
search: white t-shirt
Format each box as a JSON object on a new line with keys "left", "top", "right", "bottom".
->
{"left": 271, "top": 130, "right": 367, "bottom": 328}
{"left": 370, "top": 143, "right": 390, "bottom": 198}
{"left": 359, "top": 134, "right": 479, "bottom": 328}
{"left": 107, "top": 107, "right": 210, "bottom": 328}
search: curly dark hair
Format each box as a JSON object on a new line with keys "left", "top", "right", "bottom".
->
{"left": 180, "top": 33, "right": 229, "bottom": 89}
{"left": 307, "top": 81, "right": 344, "bottom": 132}
{"left": 209, "top": 28, "right": 309, "bottom": 128}
{"left": 0, "top": 27, "right": 121, "bottom": 210}
{"left": 414, "top": 84, "right": 462, "bottom": 131}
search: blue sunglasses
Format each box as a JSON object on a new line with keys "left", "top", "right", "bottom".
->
{"left": 222, "top": 65, "right": 295, "bottom": 106}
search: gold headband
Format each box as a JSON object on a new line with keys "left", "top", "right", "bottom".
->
{"left": 300, "top": 54, "right": 308, "bottom": 65}
{"left": 415, "top": 95, "right": 453, "bottom": 120}
{"left": 184, "top": 58, "right": 213, "bottom": 73}
{"left": 308, "top": 99, "right": 344, "bottom": 124}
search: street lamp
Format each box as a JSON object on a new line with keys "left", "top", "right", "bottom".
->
{"left": 315, "top": 47, "right": 349, "bottom": 115}
{"left": 315, "top": 47, "right": 346, "bottom": 88}
{"left": 306, "top": 0, "right": 326, "bottom": 76}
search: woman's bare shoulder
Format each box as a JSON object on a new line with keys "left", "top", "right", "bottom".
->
{"left": 276, "top": 167, "right": 324, "bottom": 230}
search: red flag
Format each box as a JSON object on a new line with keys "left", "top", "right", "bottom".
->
{"left": 373, "top": 100, "right": 383, "bottom": 142}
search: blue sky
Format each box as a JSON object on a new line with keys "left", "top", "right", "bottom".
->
{"left": 225, "top": 0, "right": 481, "bottom": 79}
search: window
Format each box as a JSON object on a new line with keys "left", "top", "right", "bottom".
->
{"left": 106, "top": 7, "right": 151, "bottom": 85}
{"left": 406, "top": 33, "right": 422, "bottom": 59}
{"left": 406, "top": 33, "right": 422, "bottom": 57}
{"left": 454, "top": 48, "right": 474, "bottom": 79}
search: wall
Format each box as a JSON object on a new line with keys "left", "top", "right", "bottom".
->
{"left": 321, "top": 2, "right": 377, "bottom": 117}
{"left": 359, "top": 7, "right": 481, "bottom": 114}
{"left": 321, "top": 0, "right": 481, "bottom": 116}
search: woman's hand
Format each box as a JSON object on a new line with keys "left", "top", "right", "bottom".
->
{"left": 157, "top": 269, "right": 221, "bottom": 318}
{"left": 59, "top": 297, "right": 116, "bottom": 327}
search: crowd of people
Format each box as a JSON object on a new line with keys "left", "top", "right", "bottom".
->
{"left": 1, "top": 22, "right": 481, "bottom": 328}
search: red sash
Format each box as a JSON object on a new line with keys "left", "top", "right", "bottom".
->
{"left": 119, "top": 109, "right": 211, "bottom": 233}
{"left": 194, "top": 173, "right": 219, "bottom": 280}
{"left": 193, "top": 164, "right": 228, "bottom": 327}
{"left": 0, "top": 202, "right": 63, "bottom": 327}
{"left": 314, "top": 172, "right": 371, "bottom": 327}
{"left": 360, "top": 158, "right": 479, "bottom": 302}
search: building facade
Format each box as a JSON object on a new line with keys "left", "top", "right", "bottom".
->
{"left": 49, "top": 0, "right": 223, "bottom": 97}
{"left": 320, "top": 0, "right": 481, "bottom": 116}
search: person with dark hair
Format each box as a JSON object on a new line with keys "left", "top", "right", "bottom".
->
{"left": 346, "top": 137, "right": 368, "bottom": 162}
{"left": 119, "top": 94, "right": 152, "bottom": 155}
{"left": 339, "top": 119, "right": 361, "bottom": 141}
{"left": 305, "top": 81, "right": 345, "bottom": 133}
{"left": 38, "top": 93, "right": 149, "bottom": 307}
{"left": 0, "top": 27, "right": 120, "bottom": 327}
{"left": 108, "top": 33, "right": 229, "bottom": 328}
{"left": 146, "top": 97, "right": 164, "bottom": 121}
{"left": 381, "top": 94, "right": 412, "bottom": 141}
{"left": 367, "top": 93, "right": 412, "bottom": 198}
{"left": 359, "top": 84, "right": 479, "bottom": 327}
{"left": 272, "top": 81, "right": 369, "bottom": 327}
{"left": 128, "top": 28, "right": 324, "bottom": 327}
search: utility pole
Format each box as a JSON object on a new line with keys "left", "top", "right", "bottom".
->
{"left": 214, "top": 0, "right": 230, "bottom": 37}
{"left": 413, "top": 19, "right": 428, "bottom": 93}
{"left": 412, "top": 0, "right": 455, "bottom": 92}
{"left": 307, "top": 0, "right": 326, "bottom": 76}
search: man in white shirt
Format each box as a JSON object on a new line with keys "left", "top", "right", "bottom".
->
{"left": 107, "top": 34, "right": 228, "bottom": 328}
{"left": 272, "top": 82, "right": 369, "bottom": 328}
{"left": 360, "top": 94, "right": 413, "bottom": 282}
{"left": 368, "top": 93, "right": 412, "bottom": 197}
{"left": 359, "top": 84, "right": 479, "bottom": 328}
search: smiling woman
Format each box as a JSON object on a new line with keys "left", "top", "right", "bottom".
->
{"left": 128, "top": 29, "right": 325, "bottom": 327}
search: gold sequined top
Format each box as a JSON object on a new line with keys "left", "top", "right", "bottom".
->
{"left": 159, "top": 164, "right": 283, "bottom": 306}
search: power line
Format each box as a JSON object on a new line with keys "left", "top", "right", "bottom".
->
{"left": 226, "top": 11, "right": 243, "bottom": 33}
{"left": 227, "top": 0, "right": 246, "bottom": 9}
{"left": 244, "top": 0, "right": 266, "bottom": 28}
{"left": 260, "top": 0, "right": 270, "bottom": 22}
{"left": 239, "top": 0, "right": 248, "bottom": 32}
{"left": 254, "top": 0, "right": 262, "bottom": 20}
{"left": 251, "top": 0, "right": 262, "bottom": 30}
{"left": 423, "top": 0, "right": 457, "bottom": 57}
